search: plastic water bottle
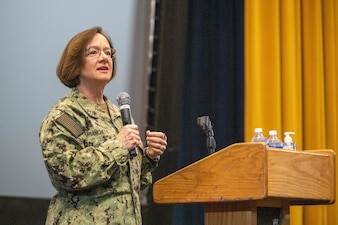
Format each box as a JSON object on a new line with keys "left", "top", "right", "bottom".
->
{"left": 251, "top": 128, "right": 267, "bottom": 142}
{"left": 266, "top": 130, "right": 283, "bottom": 148}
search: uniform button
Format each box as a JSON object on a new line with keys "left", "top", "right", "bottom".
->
{"left": 121, "top": 156, "right": 128, "bottom": 162}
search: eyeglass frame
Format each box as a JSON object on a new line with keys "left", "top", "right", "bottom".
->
{"left": 84, "top": 46, "right": 116, "bottom": 59}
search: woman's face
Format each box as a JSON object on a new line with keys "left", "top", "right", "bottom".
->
{"left": 80, "top": 33, "right": 114, "bottom": 87}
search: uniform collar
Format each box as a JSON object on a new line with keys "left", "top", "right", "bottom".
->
{"left": 70, "top": 88, "right": 117, "bottom": 119}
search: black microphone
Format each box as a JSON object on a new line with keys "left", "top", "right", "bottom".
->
{"left": 116, "top": 92, "right": 137, "bottom": 157}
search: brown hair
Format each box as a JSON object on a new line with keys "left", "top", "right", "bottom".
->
{"left": 56, "top": 26, "right": 116, "bottom": 88}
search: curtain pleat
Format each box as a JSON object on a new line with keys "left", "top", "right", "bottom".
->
{"left": 244, "top": 0, "right": 282, "bottom": 137}
{"left": 302, "top": 1, "right": 327, "bottom": 225}
{"left": 280, "top": 0, "right": 303, "bottom": 144}
{"left": 172, "top": 1, "right": 245, "bottom": 224}
{"left": 245, "top": 0, "right": 337, "bottom": 224}
{"left": 322, "top": 0, "right": 338, "bottom": 224}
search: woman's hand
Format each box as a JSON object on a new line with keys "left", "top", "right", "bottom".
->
{"left": 146, "top": 130, "right": 167, "bottom": 159}
{"left": 117, "top": 124, "right": 141, "bottom": 151}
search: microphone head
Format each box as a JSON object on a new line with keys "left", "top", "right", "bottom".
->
{"left": 116, "top": 92, "right": 131, "bottom": 106}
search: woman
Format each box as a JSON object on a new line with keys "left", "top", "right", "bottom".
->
{"left": 39, "top": 26, "right": 167, "bottom": 225}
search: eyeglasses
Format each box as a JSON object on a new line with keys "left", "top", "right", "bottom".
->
{"left": 85, "top": 47, "right": 116, "bottom": 59}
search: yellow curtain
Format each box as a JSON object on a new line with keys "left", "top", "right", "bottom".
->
{"left": 245, "top": 0, "right": 337, "bottom": 225}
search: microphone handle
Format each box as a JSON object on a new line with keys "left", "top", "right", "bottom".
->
{"left": 129, "top": 148, "right": 137, "bottom": 157}
{"left": 120, "top": 108, "right": 137, "bottom": 158}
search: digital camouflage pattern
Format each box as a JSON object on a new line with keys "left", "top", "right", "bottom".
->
{"left": 39, "top": 88, "right": 157, "bottom": 225}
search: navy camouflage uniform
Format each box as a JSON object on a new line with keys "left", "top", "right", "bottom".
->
{"left": 39, "top": 88, "right": 158, "bottom": 225}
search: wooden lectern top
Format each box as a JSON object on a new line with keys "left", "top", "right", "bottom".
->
{"left": 153, "top": 142, "right": 335, "bottom": 206}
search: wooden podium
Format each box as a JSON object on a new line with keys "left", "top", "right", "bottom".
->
{"left": 153, "top": 142, "right": 336, "bottom": 225}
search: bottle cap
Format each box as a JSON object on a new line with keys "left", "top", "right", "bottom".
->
{"left": 254, "top": 128, "right": 262, "bottom": 133}
{"left": 269, "top": 130, "right": 277, "bottom": 135}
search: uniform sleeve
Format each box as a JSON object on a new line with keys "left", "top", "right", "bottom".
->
{"left": 138, "top": 149, "right": 159, "bottom": 190}
{"left": 39, "top": 112, "right": 130, "bottom": 192}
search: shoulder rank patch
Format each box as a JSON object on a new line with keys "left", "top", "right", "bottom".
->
{"left": 56, "top": 113, "right": 84, "bottom": 138}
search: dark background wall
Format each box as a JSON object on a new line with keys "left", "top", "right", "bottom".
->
{"left": 0, "top": 197, "right": 50, "bottom": 225}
